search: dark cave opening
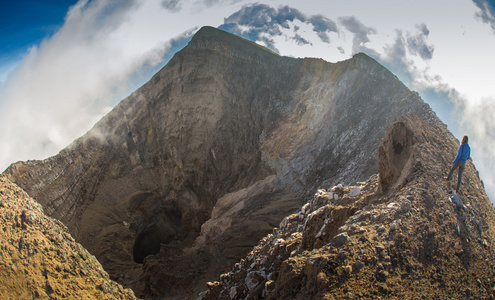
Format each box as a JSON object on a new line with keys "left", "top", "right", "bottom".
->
{"left": 132, "top": 224, "right": 163, "bottom": 264}
{"left": 131, "top": 205, "right": 184, "bottom": 264}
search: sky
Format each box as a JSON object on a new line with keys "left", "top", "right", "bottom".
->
{"left": 0, "top": 0, "right": 494, "bottom": 201}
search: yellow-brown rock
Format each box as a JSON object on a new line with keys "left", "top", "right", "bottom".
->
{"left": 0, "top": 175, "right": 136, "bottom": 299}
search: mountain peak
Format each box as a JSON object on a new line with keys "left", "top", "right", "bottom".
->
{"left": 185, "top": 26, "right": 279, "bottom": 60}
{"left": 191, "top": 26, "right": 235, "bottom": 41}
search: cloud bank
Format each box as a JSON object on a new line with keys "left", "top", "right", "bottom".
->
{"left": 473, "top": 0, "right": 495, "bottom": 33}
{"left": 219, "top": 4, "right": 338, "bottom": 52}
{"left": 0, "top": 0, "right": 195, "bottom": 171}
{"left": 338, "top": 16, "right": 378, "bottom": 55}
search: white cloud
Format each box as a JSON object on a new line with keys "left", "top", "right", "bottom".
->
{"left": 338, "top": 16, "right": 378, "bottom": 55}
{"left": 0, "top": 0, "right": 198, "bottom": 171}
{"left": 0, "top": 59, "right": 21, "bottom": 87}
{"left": 473, "top": 0, "right": 495, "bottom": 33}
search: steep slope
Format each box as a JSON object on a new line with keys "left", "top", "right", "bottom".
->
{"left": 5, "top": 26, "right": 436, "bottom": 298}
{"left": 200, "top": 114, "right": 495, "bottom": 299}
{"left": 0, "top": 175, "right": 136, "bottom": 299}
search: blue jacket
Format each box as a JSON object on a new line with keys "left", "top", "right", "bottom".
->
{"left": 453, "top": 143, "right": 470, "bottom": 164}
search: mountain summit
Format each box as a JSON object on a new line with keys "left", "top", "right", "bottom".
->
{"left": 4, "top": 26, "right": 495, "bottom": 298}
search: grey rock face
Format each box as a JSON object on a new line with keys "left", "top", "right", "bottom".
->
{"left": 4, "top": 26, "right": 437, "bottom": 298}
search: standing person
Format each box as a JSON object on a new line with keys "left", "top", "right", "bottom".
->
{"left": 447, "top": 135, "right": 471, "bottom": 194}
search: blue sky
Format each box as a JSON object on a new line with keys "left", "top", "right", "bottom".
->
{"left": 1, "top": 0, "right": 494, "bottom": 200}
{"left": 0, "top": 0, "right": 79, "bottom": 82}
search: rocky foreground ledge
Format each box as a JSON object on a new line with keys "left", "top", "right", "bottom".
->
{"left": 200, "top": 114, "right": 495, "bottom": 299}
{"left": 0, "top": 175, "right": 136, "bottom": 299}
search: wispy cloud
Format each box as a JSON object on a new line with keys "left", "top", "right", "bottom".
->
{"left": 338, "top": 16, "right": 378, "bottom": 55}
{"left": 161, "top": 0, "right": 182, "bottom": 12}
{"left": 473, "top": 0, "right": 495, "bottom": 33}
{"left": 375, "top": 23, "right": 434, "bottom": 83}
{"left": 406, "top": 24, "right": 434, "bottom": 60}
{"left": 219, "top": 3, "right": 337, "bottom": 52}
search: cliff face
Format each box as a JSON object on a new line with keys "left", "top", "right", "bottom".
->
{"left": 5, "top": 27, "right": 438, "bottom": 298}
{"left": 0, "top": 175, "right": 136, "bottom": 299}
{"left": 201, "top": 114, "right": 495, "bottom": 299}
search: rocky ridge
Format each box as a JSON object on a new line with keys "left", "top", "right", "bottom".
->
{"left": 200, "top": 114, "right": 495, "bottom": 299}
{"left": 0, "top": 175, "right": 136, "bottom": 299}
{"left": 4, "top": 27, "right": 456, "bottom": 298}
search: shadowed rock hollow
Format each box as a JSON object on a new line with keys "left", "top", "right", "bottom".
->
{"left": 4, "top": 27, "right": 449, "bottom": 298}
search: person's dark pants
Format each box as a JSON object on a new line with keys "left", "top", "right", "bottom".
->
{"left": 447, "top": 161, "right": 466, "bottom": 193}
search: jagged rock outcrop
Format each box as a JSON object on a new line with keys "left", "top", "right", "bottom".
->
{"left": 200, "top": 114, "right": 495, "bottom": 299}
{"left": 4, "top": 27, "right": 439, "bottom": 298}
{"left": 0, "top": 175, "right": 136, "bottom": 299}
